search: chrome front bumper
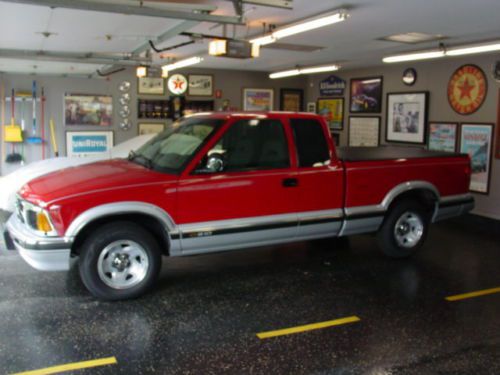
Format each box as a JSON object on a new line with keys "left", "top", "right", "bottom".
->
{"left": 5, "top": 214, "right": 73, "bottom": 271}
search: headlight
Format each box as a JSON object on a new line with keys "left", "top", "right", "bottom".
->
{"left": 16, "top": 197, "right": 57, "bottom": 236}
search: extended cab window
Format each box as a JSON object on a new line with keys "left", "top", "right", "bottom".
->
{"left": 290, "top": 119, "right": 330, "bottom": 167}
{"left": 198, "top": 119, "right": 290, "bottom": 173}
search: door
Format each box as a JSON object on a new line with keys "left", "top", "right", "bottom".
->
{"left": 177, "top": 117, "right": 299, "bottom": 254}
{"left": 288, "top": 118, "right": 345, "bottom": 240}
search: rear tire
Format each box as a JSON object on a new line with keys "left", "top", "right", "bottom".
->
{"left": 377, "top": 200, "right": 430, "bottom": 258}
{"left": 78, "top": 221, "right": 162, "bottom": 301}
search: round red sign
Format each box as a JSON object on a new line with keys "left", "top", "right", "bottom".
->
{"left": 448, "top": 64, "right": 487, "bottom": 115}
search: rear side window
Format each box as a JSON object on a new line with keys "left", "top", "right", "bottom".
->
{"left": 290, "top": 119, "right": 330, "bottom": 167}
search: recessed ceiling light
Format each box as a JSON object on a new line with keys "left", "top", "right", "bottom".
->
{"left": 380, "top": 32, "right": 446, "bottom": 44}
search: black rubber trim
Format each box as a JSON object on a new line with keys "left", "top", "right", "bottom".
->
{"left": 181, "top": 216, "right": 345, "bottom": 239}
{"left": 439, "top": 198, "right": 474, "bottom": 208}
{"left": 170, "top": 233, "right": 180, "bottom": 240}
{"left": 9, "top": 234, "right": 71, "bottom": 251}
{"left": 345, "top": 212, "right": 385, "bottom": 220}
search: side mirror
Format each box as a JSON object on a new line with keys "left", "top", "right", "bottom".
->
{"left": 206, "top": 153, "right": 225, "bottom": 172}
{"left": 196, "top": 152, "right": 225, "bottom": 174}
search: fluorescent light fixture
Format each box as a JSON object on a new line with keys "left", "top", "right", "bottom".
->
{"left": 300, "top": 65, "right": 339, "bottom": 74}
{"left": 209, "top": 39, "right": 227, "bottom": 56}
{"left": 383, "top": 40, "right": 500, "bottom": 63}
{"left": 446, "top": 41, "right": 500, "bottom": 56}
{"left": 383, "top": 50, "right": 445, "bottom": 63}
{"left": 270, "top": 64, "right": 340, "bottom": 79}
{"left": 136, "top": 66, "right": 147, "bottom": 78}
{"left": 269, "top": 69, "right": 300, "bottom": 79}
{"left": 251, "top": 9, "right": 348, "bottom": 46}
{"left": 162, "top": 56, "right": 203, "bottom": 72}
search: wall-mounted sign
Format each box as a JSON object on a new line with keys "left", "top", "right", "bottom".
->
{"left": 168, "top": 74, "right": 188, "bottom": 95}
{"left": 448, "top": 64, "right": 487, "bottom": 115}
{"left": 319, "top": 75, "right": 346, "bottom": 96}
{"left": 66, "top": 131, "right": 114, "bottom": 157}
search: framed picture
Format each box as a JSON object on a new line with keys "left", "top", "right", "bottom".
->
{"left": 306, "top": 102, "right": 316, "bottom": 113}
{"left": 280, "top": 88, "right": 304, "bottom": 111}
{"left": 188, "top": 74, "right": 213, "bottom": 97}
{"left": 64, "top": 93, "right": 112, "bottom": 126}
{"left": 350, "top": 76, "right": 383, "bottom": 113}
{"left": 348, "top": 116, "right": 380, "bottom": 147}
{"left": 386, "top": 91, "right": 429, "bottom": 144}
{"left": 428, "top": 122, "right": 458, "bottom": 152}
{"left": 66, "top": 131, "right": 113, "bottom": 157}
{"left": 138, "top": 77, "right": 165, "bottom": 95}
{"left": 138, "top": 99, "right": 169, "bottom": 119}
{"left": 460, "top": 123, "right": 494, "bottom": 194}
{"left": 242, "top": 88, "right": 274, "bottom": 111}
{"left": 317, "top": 97, "right": 344, "bottom": 130}
{"left": 138, "top": 123, "right": 165, "bottom": 135}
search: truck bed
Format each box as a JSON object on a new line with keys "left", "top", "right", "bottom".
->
{"left": 338, "top": 146, "right": 464, "bottom": 162}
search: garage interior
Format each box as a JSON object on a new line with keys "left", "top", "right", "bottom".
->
{"left": 0, "top": 0, "right": 499, "bottom": 374}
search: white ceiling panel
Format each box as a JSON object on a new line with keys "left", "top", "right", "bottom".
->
{"left": 0, "top": 0, "right": 499, "bottom": 74}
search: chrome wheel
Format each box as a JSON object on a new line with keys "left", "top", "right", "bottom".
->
{"left": 97, "top": 240, "right": 149, "bottom": 290}
{"left": 394, "top": 211, "right": 424, "bottom": 248}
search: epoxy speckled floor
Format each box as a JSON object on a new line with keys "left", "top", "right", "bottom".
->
{"left": 0, "top": 214, "right": 499, "bottom": 374}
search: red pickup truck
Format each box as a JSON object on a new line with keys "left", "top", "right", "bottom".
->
{"left": 6, "top": 112, "right": 474, "bottom": 300}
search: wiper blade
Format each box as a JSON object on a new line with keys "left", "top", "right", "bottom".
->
{"left": 128, "top": 152, "right": 153, "bottom": 169}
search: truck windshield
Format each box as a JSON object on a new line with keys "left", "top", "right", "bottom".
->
{"left": 130, "top": 117, "right": 223, "bottom": 173}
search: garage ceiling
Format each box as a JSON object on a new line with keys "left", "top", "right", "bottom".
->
{"left": 0, "top": 0, "right": 499, "bottom": 75}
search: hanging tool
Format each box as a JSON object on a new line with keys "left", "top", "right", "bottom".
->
{"left": 49, "top": 118, "right": 59, "bottom": 157}
{"left": 41, "top": 87, "right": 46, "bottom": 159}
{"left": 20, "top": 95, "right": 26, "bottom": 165}
{"left": 26, "top": 80, "right": 43, "bottom": 144}
{"left": 5, "top": 89, "right": 23, "bottom": 163}
{"left": 1, "top": 83, "right": 5, "bottom": 164}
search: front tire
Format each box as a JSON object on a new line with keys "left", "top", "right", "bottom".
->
{"left": 377, "top": 200, "right": 430, "bottom": 258}
{"left": 78, "top": 221, "right": 162, "bottom": 300}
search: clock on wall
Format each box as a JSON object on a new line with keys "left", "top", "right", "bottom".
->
{"left": 402, "top": 68, "right": 417, "bottom": 86}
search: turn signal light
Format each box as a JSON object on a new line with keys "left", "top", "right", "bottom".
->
{"left": 36, "top": 212, "right": 53, "bottom": 233}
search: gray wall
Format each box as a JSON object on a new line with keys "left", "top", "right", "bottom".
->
{"left": 0, "top": 67, "right": 307, "bottom": 175}
{"left": 307, "top": 54, "right": 500, "bottom": 219}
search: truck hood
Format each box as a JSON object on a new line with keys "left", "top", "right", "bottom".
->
{"left": 19, "top": 159, "right": 176, "bottom": 206}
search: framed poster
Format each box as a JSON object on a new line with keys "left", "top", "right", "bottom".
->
{"left": 138, "top": 99, "right": 169, "bottom": 119}
{"left": 317, "top": 97, "right": 344, "bottom": 130}
{"left": 64, "top": 94, "right": 112, "bottom": 126}
{"left": 280, "top": 88, "right": 304, "bottom": 111}
{"left": 460, "top": 123, "right": 494, "bottom": 194}
{"left": 350, "top": 76, "right": 383, "bottom": 113}
{"left": 306, "top": 102, "right": 316, "bottom": 113}
{"left": 66, "top": 131, "right": 113, "bottom": 157}
{"left": 188, "top": 74, "right": 213, "bottom": 97}
{"left": 348, "top": 116, "right": 380, "bottom": 147}
{"left": 138, "top": 77, "right": 165, "bottom": 95}
{"left": 242, "top": 88, "right": 274, "bottom": 111}
{"left": 138, "top": 123, "right": 165, "bottom": 135}
{"left": 496, "top": 89, "right": 500, "bottom": 159}
{"left": 386, "top": 91, "right": 428, "bottom": 144}
{"left": 428, "top": 122, "right": 458, "bottom": 152}
{"left": 448, "top": 64, "right": 487, "bottom": 115}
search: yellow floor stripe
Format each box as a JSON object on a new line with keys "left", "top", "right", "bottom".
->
{"left": 11, "top": 356, "right": 117, "bottom": 375}
{"left": 257, "top": 316, "right": 360, "bottom": 339}
{"left": 445, "top": 286, "right": 500, "bottom": 302}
